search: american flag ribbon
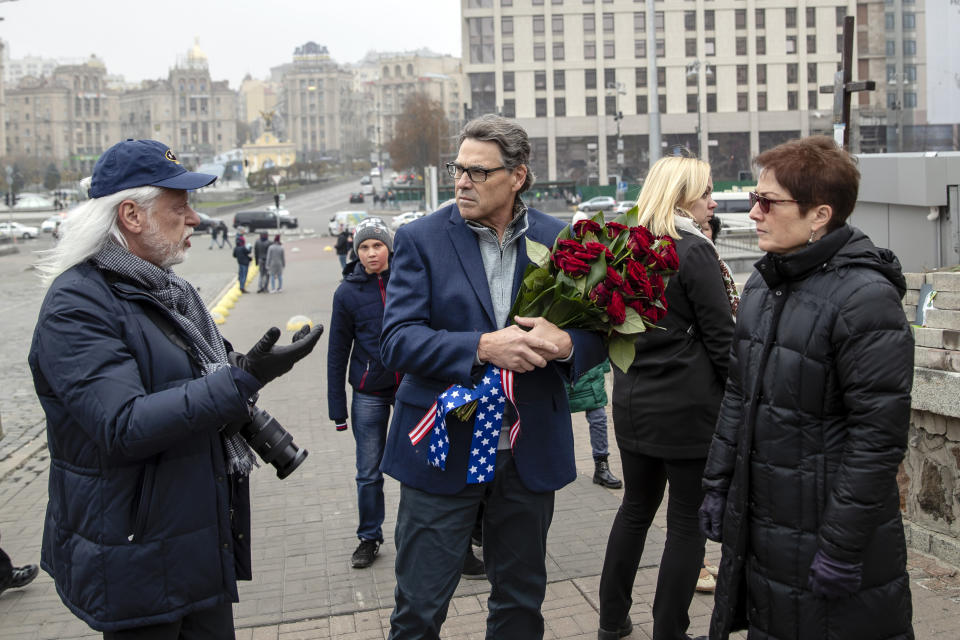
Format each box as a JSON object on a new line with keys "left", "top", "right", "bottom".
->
{"left": 407, "top": 363, "right": 521, "bottom": 484}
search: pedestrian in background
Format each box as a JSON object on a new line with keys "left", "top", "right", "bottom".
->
{"left": 217, "top": 220, "right": 232, "bottom": 249}
{"left": 266, "top": 234, "right": 285, "bottom": 293}
{"left": 28, "top": 138, "right": 322, "bottom": 637}
{"left": 0, "top": 531, "right": 38, "bottom": 598}
{"left": 598, "top": 155, "right": 734, "bottom": 640}
{"left": 700, "top": 136, "right": 914, "bottom": 640}
{"left": 327, "top": 217, "right": 400, "bottom": 569}
{"left": 253, "top": 231, "right": 271, "bottom": 293}
{"left": 233, "top": 236, "right": 251, "bottom": 293}
{"left": 335, "top": 228, "right": 352, "bottom": 270}
{"left": 208, "top": 222, "right": 219, "bottom": 249}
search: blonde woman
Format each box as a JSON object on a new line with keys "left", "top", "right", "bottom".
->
{"left": 598, "top": 155, "right": 735, "bottom": 640}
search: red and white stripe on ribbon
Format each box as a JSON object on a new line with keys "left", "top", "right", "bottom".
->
{"left": 501, "top": 368, "right": 522, "bottom": 448}
{"left": 408, "top": 401, "right": 438, "bottom": 445}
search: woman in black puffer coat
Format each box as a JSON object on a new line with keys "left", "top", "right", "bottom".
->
{"left": 700, "top": 136, "right": 914, "bottom": 640}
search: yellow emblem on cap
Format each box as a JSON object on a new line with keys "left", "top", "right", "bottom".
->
{"left": 164, "top": 149, "right": 181, "bottom": 164}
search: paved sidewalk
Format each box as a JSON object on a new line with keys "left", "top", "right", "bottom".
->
{"left": 1, "top": 236, "right": 958, "bottom": 639}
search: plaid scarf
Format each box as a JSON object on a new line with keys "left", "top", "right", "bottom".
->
{"left": 94, "top": 241, "right": 257, "bottom": 475}
{"left": 674, "top": 214, "right": 740, "bottom": 317}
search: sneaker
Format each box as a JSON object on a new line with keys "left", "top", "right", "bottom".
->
{"left": 0, "top": 564, "right": 38, "bottom": 596}
{"left": 696, "top": 567, "right": 716, "bottom": 593}
{"left": 461, "top": 548, "right": 486, "bottom": 580}
{"left": 351, "top": 539, "right": 380, "bottom": 569}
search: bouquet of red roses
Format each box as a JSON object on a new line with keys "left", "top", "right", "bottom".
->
{"left": 508, "top": 206, "right": 678, "bottom": 372}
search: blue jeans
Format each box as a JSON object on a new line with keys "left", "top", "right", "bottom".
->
{"left": 351, "top": 390, "right": 391, "bottom": 542}
{"left": 389, "top": 452, "right": 554, "bottom": 639}
{"left": 237, "top": 263, "right": 249, "bottom": 291}
{"left": 338, "top": 254, "right": 347, "bottom": 269}
{"left": 585, "top": 407, "right": 609, "bottom": 459}
{"left": 269, "top": 272, "right": 282, "bottom": 291}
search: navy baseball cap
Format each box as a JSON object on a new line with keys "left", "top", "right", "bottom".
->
{"left": 88, "top": 139, "right": 217, "bottom": 198}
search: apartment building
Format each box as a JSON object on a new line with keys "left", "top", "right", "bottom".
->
{"left": 4, "top": 57, "right": 122, "bottom": 175}
{"left": 278, "top": 42, "right": 366, "bottom": 163}
{"left": 459, "top": 0, "right": 950, "bottom": 184}
{"left": 119, "top": 42, "right": 238, "bottom": 167}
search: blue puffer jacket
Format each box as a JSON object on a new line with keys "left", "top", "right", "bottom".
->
{"left": 326, "top": 260, "right": 400, "bottom": 422}
{"left": 28, "top": 261, "right": 254, "bottom": 632}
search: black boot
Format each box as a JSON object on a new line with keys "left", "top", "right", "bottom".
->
{"left": 593, "top": 457, "right": 622, "bottom": 489}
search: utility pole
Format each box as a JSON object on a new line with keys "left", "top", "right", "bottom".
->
{"left": 376, "top": 102, "right": 384, "bottom": 191}
{"left": 608, "top": 82, "right": 626, "bottom": 199}
{"left": 686, "top": 61, "right": 711, "bottom": 159}
{"left": 645, "top": 0, "right": 661, "bottom": 167}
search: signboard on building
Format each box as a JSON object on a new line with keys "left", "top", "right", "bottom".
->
{"left": 926, "top": 1, "right": 960, "bottom": 124}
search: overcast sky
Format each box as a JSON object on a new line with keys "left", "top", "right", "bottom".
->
{"left": 0, "top": 0, "right": 463, "bottom": 88}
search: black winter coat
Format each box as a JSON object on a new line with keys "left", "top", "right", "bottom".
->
{"left": 612, "top": 229, "right": 735, "bottom": 458}
{"left": 703, "top": 225, "right": 914, "bottom": 640}
{"left": 326, "top": 261, "right": 400, "bottom": 422}
{"left": 28, "top": 262, "right": 253, "bottom": 632}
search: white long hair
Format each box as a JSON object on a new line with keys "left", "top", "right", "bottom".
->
{"left": 34, "top": 180, "right": 162, "bottom": 287}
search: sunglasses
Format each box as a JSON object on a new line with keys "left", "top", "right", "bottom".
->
{"left": 749, "top": 191, "right": 800, "bottom": 214}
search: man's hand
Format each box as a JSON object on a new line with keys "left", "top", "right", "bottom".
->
{"left": 238, "top": 324, "right": 324, "bottom": 385}
{"left": 477, "top": 316, "right": 570, "bottom": 372}
{"left": 515, "top": 316, "right": 573, "bottom": 361}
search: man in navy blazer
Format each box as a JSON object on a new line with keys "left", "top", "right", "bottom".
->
{"left": 380, "top": 115, "right": 604, "bottom": 639}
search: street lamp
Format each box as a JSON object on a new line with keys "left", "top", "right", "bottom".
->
{"left": 606, "top": 82, "right": 626, "bottom": 198}
{"left": 685, "top": 61, "right": 712, "bottom": 158}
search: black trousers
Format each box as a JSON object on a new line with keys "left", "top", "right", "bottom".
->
{"left": 389, "top": 451, "right": 555, "bottom": 640}
{"left": 598, "top": 450, "right": 706, "bottom": 640}
{"left": 102, "top": 602, "right": 234, "bottom": 640}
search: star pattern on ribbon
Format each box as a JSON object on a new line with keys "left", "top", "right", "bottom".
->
{"left": 408, "top": 363, "right": 520, "bottom": 484}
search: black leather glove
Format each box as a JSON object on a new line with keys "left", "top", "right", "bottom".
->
{"left": 698, "top": 490, "right": 726, "bottom": 543}
{"left": 237, "top": 324, "right": 323, "bottom": 386}
{"left": 808, "top": 549, "right": 862, "bottom": 599}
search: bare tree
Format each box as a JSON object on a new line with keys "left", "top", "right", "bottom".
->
{"left": 386, "top": 93, "right": 450, "bottom": 173}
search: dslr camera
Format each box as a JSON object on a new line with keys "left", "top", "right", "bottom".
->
{"left": 224, "top": 406, "right": 307, "bottom": 479}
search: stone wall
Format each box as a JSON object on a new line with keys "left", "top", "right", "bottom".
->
{"left": 901, "top": 270, "right": 960, "bottom": 566}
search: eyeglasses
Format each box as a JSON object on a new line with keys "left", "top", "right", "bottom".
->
{"left": 749, "top": 191, "right": 800, "bottom": 214}
{"left": 445, "top": 162, "right": 506, "bottom": 183}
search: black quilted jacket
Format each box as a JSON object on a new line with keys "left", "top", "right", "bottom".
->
{"left": 702, "top": 225, "right": 915, "bottom": 640}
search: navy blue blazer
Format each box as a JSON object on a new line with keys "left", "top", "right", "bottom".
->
{"left": 380, "top": 203, "right": 605, "bottom": 494}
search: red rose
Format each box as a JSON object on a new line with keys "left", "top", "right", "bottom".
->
{"left": 583, "top": 242, "right": 608, "bottom": 259}
{"left": 606, "top": 291, "right": 626, "bottom": 325}
{"left": 639, "top": 299, "right": 668, "bottom": 323}
{"left": 589, "top": 281, "right": 612, "bottom": 306}
{"left": 573, "top": 219, "right": 603, "bottom": 238}
{"left": 557, "top": 239, "right": 584, "bottom": 253}
{"left": 648, "top": 272, "right": 665, "bottom": 300}
{"left": 605, "top": 222, "right": 627, "bottom": 238}
{"left": 656, "top": 238, "right": 679, "bottom": 271}
{"left": 625, "top": 260, "right": 654, "bottom": 299}
{"left": 552, "top": 250, "right": 591, "bottom": 277}
{"left": 627, "top": 226, "right": 657, "bottom": 259}
{"left": 604, "top": 266, "right": 624, "bottom": 288}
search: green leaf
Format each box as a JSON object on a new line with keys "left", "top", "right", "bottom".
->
{"left": 615, "top": 306, "right": 648, "bottom": 334}
{"left": 584, "top": 252, "right": 609, "bottom": 291}
{"left": 525, "top": 237, "right": 551, "bottom": 268}
{"left": 555, "top": 225, "right": 572, "bottom": 244}
{"left": 608, "top": 334, "right": 636, "bottom": 373}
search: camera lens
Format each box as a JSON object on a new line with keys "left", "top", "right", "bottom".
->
{"left": 227, "top": 407, "right": 309, "bottom": 479}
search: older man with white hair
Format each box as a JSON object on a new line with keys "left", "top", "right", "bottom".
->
{"left": 28, "top": 139, "right": 322, "bottom": 639}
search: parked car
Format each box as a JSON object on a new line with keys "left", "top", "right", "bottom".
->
{"left": 11, "top": 193, "right": 55, "bottom": 210}
{"left": 233, "top": 209, "right": 299, "bottom": 232}
{"left": 578, "top": 196, "right": 617, "bottom": 213}
{"left": 349, "top": 192, "right": 365, "bottom": 203}
{"left": 0, "top": 221, "right": 40, "bottom": 239}
{"left": 614, "top": 200, "right": 636, "bottom": 214}
{"left": 194, "top": 212, "right": 216, "bottom": 233}
{"left": 390, "top": 211, "right": 427, "bottom": 231}
{"left": 360, "top": 176, "right": 372, "bottom": 186}
{"left": 328, "top": 210, "right": 370, "bottom": 236}
{"left": 41, "top": 214, "right": 65, "bottom": 234}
